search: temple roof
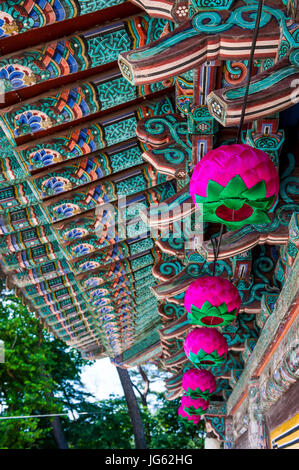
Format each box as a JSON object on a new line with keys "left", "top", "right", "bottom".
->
{"left": 0, "top": 0, "right": 176, "bottom": 360}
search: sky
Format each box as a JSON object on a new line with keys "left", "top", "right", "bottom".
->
{"left": 80, "top": 358, "right": 167, "bottom": 401}
{"left": 80, "top": 358, "right": 124, "bottom": 399}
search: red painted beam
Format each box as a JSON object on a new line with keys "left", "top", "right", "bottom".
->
{"left": 0, "top": 61, "right": 119, "bottom": 108}
{"left": 0, "top": 3, "right": 142, "bottom": 55}
{"left": 14, "top": 86, "right": 175, "bottom": 146}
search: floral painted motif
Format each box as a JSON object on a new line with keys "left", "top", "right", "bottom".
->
{"left": 14, "top": 111, "right": 52, "bottom": 137}
{"left": 30, "top": 149, "right": 63, "bottom": 167}
{"left": 90, "top": 288, "right": 109, "bottom": 298}
{"left": 0, "top": 13, "right": 19, "bottom": 38}
{"left": 71, "top": 243, "right": 94, "bottom": 256}
{"left": 42, "top": 176, "right": 72, "bottom": 195}
{"left": 99, "top": 306, "right": 114, "bottom": 314}
{"left": 52, "top": 203, "right": 80, "bottom": 220}
{"left": 64, "top": 228, "right": 89, "bottom": 241}
{"left": 99, "top": 314, "right": 115, "bottom": 323}
{"left": 79, "top": 260, "right": 101, "bottom": 271}
{"left": 83, "top": 277, "right": 102, "bottom": 288}
{"left": 93, "top": 297, "right": 110, "bottom": 307}
{"left": 0, "top": 64, "right": 36, "bottom": 91}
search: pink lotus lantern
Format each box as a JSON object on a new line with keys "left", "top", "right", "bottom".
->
{"left": 182, "top": 368, "right": 216, "bottom": 399}
{"left": 178, "top": 405, "right": 201, "bottom": 425}
{"left": 184, "top": 327, "right": 228, "bottom": 366}
{"left": 181, "top": 395, "right": 209, "bottom": 416}
{"left": 184, "top": 276, "right": 241, "bottom": 327}
{"left": 190, "top": 144, "right": 279, "bottom": 229}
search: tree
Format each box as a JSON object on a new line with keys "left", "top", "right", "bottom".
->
{"left": 0, "top": 285, "right": 204, "bottom": 450}
{"left": 61, "top": 392, "right": 205, "bottom": 450}
{"left": 116, "top": 366, "right": 147, "bottom": 449}
{"left": 125, "top": 365, "right": 152, "bottom": 444}
{"left": 129, "top": 364, "right": 205, "bottom": 449}
{"left": 146, "top": 393, "right": 206, "bottom": 449}
{"left": 62, "top": 396, "right": 135, "bottom": 449}
{"left": 0, "top": 286, "right": 90, "bottom": 449}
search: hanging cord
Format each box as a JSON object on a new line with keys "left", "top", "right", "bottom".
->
{"left": 236, "top": 0, "right": 264, "bottom": 144}
{"left": 211, "top": 0, "right": 264, "bottom": 276}
{"left": 211, "top": 235, "right": 217, "bottom": 275}
{"left": 210, "top": 1, "right": 264, "bottom": 276}
{"left": 212, "top": 224, "right": 224, "bottom": 276}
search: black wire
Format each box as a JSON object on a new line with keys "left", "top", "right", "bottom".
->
{"left": 210, "top": 2, "right": 264, "bottom": 276}
{"left": 212, "top": 224, "right": 224, "bottom": 276}
{"left": 211, "top": 235, "right": 217, "bottom": 276}
{"left": 205, "top": 2, "right": 264, "bottom": 278}
{"left": 236, "top": 0, "right": 264, "bottom": 144}
{"left": 215, "top": 223, "right": 224, "bottom": 262}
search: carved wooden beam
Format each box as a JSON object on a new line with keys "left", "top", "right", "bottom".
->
{"left": 51, "top": 180, "right": 175, "bottom": 249}
{"left": 139, "top": 185, "right": 197, "bottom": 229}
{"left": 0, "top": 13, "right": 171, "bottom": 100}
{"left": 288, "top": 0, "right": 299, "bottom": 18}
{"left": 208, "top": 55, "right": 299, "bottom": 126}
{"left": 141, "top": 145, "right": 189, "bottom": 178}
{"left": 195, "top": 220, "right": 290, "bottom": 261}
{"left": 162, "top": 345, "right": 188, "bottom": 369}
{"left": 137, "top": 113, "right": 189, "bottom": 147}
{"left": 158, "top": 312, "right": 189, "bottom": 339}
{"left": 155, "top": 236, "right": 185, "bottom": 258}
{"left": 129, "top": 0, "right": 189, "bottom": 23}
{"left": 152, "top": 256, "right": 185, "bottom": 282}
{"left": 151, "top": 260, "right": 266, "bottom": 312}
{"left": 152, "top": 263, "right": 209, "bottom": 299}
{"left": 136, "top": 113, "right": 191, "bottom": 177}
{"left": 119, "top": 1, "right": 282, "bottom": 85}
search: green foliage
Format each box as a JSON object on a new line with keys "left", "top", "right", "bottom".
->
{"left": 60, "top": 393, "right": 205, "bottom": 450}
{"left": 0, "top": 286, "right": 204, "bottom": 449}
{"left": 129, "top": 365, "right": 205, "bottom": 449}
{"left": 62, "top": 396, "right": 135, "bottom": 449}
{"left": 144, "top": 394, "right": 205, "bottom": 449}
{"left": 0, "top": 288, "right": 91, "bottom": 449}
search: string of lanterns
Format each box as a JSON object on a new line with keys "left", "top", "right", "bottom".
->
{"left": 172, "top": 0, "right": 277, "bottom": 428}
{"left": 178, "top": 143, "right": 279, "bottom": 425}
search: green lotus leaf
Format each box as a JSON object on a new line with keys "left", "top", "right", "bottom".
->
{"left": 205, "top": 180, "right": 224, "bottom": 201}
{"left": 185, "top": 387, "right": 212, "bottom": 400}
{"left": 243, "top": 209, "right": 272, "bottom": 225}
{"left": 193, "top": 300, "right": 212, "bottom": 314}
{"left": 194, "top": 203, "right": 272, "bottom": 230}
{"left": 248, "top": 199, "right": 272, "bottom": 209}
{"left": 242, "top": 180, "right": 267, "bottom": 200}
{"left": 191, "top": 300, "right": 227, "bottom": 315}
{"left": 222, "top": 198, "right": 247, "bottom": 210}
{"left": 255, "top": 195, "right": 276, "bottom": 211}
{"left": 220, "top": 175, "right": 248, "bottom": 199}
{"left": 188, "top": 349, "right": 226, "bottom": 366}
{"left": 194, "top": 176, "right": 276, "bottom": 230}
{"left": 178, "top": 416, "right": 197, "bottom": 425}
{"left": 218, "top": 302, "right": 230, "bottom": 315}
{"left": 183, "top": 405, "right": 208, "bottom": 416}
{"left": 190, "top": 305, "right": 219, "bottom": 320}
{"left": 189, "top": 302, "right": 237, "bottom": 327}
